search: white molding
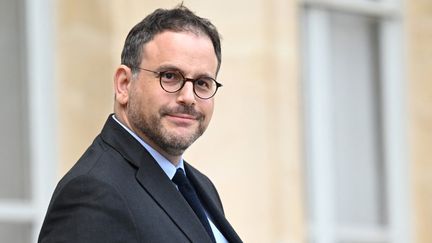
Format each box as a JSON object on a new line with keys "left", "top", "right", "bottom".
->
{"left": 0, "top": 200, "right": 35, "bottom": 222}
{"left": 379, "top": 17, "right": 411, "bottom": 243}
{"left": 301, "top": 0, "right": 402, "bottom": 18}
{"left": 25, "top": 0, "right": 57, "bottom": 241}
{"left": 304, "top": 9, "right": 335, "bottom": 243}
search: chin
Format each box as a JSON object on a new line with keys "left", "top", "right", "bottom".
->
{"left": 167, "top": 130, "right": 197, "bottom": 140}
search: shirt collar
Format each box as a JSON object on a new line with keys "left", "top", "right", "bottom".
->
{"left": 112, "top": 114, "right": 184, "bottom": 180}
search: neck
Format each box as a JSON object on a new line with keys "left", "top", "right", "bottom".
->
{"left": 144, "top": 140, "right": 182, "bottom": 166}
{"left": 113, "top": 112, "right": 182, "bottom": 166}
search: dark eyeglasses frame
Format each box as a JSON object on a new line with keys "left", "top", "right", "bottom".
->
{"left": 132, "top": 67, "right": 222, "bottom": 99}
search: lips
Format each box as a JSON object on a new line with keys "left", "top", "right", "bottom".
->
{"left": 168, "top": 113, "right": 197, "bottom": 120}
{"left": 164, "top": 113, "right": 200, "bottom": 126}
{"left": 166, "top": 113, "right": 197, "bottom": 122}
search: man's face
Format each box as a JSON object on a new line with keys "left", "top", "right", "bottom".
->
{"left": 126, "top": 31, "right": 218, "bottom": 159}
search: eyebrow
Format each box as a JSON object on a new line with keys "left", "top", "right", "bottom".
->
{"left": 156, "top": 64, "right": 215, "bottom": 79}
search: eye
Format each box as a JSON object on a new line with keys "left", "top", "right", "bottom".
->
{"left": 160, "top": 71, "right": 181, "bottom": 83}
{"left": 195, "top": 78, "right": 213, "bottom": 90}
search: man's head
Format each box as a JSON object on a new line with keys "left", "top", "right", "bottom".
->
{"left": 121, "top": 5, "right": 222, "bottom": 75}
{"left": 114, "top": 5, "right": 222, "bottom": 164}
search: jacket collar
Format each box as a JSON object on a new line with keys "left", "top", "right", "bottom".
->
{"left": 100, "top": 115, "right": 242, "bottom": 242}
{"left": 100, "top": 115, "right": 214, "bottom": 242}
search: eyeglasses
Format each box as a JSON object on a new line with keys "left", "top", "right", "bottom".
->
{"left": 133, "top": 67, "right": 222, "bottom": 99}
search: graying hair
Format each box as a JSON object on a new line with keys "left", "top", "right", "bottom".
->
{"left": 120, "top": 4, "right": 222, "bottom": 75}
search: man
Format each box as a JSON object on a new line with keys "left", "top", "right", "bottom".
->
{"left": 38, "top": 5, "right": 242, "bottom": 243}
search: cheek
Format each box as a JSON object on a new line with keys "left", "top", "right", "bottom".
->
{"left": 134, "top": 85, "right": 158, "bottom": 110}
{"left": 129, "top": 88, "right": 151, "bottom": 116}
{"left": 202, "top": 101, "right": 214, "bottom": 122}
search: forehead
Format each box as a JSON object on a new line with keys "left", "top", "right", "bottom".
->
{"left": 141, "top": 31, "right": 218, "bottom": 75}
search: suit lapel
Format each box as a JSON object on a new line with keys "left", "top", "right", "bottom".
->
{"left": 186, "top": 164, "right": 243, "bottom": 243}
{"left": 100, "top": 116, "right": 213, "bottom": 242}
{"left": 135, "top": 162, "right": 214, "bottom": 242}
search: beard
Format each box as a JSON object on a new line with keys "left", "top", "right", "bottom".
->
{"left": 126, "top": 93, "right": 207, "bottom": 157}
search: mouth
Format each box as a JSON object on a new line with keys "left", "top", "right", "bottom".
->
{"left": 167, "top": 113, "right": 197, "bottom": 120}
{"left": 164, "top": 113, "right": 200, "bottom": 126}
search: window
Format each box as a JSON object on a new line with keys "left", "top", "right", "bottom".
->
{"left": 301, "top": 0, "right": 409, "bottom": 242}
{"left": 0, "top": 0, "right": 56, "bottom": 242}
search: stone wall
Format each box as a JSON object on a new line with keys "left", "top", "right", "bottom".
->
{"left": 55, "top": 0, "right": 304, "bottom": 242}
{"left": 407, "top": 0, "right": 432, "bottom": 242}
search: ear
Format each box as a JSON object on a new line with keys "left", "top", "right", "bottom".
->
{"left": 114, "top": 65, "right": 133, "bottom": 105}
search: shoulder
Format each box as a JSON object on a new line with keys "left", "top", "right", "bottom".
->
{"left": 61, "top": 133, "right": 136, "bottom": 185}
{"left": 39, "top": 174, "right": 140, "bottom": 243}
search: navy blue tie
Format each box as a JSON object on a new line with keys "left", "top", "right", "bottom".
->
{"left": 172, "top": 168, "right": 216, "bottom": 242}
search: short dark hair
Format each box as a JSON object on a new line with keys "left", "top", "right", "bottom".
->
{"left": 121, "top": 5, "right": 222, "bottom": 74}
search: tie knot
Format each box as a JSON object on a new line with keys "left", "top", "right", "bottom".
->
{"left": 172, "top": 168, "right": 189, "bottom": 187}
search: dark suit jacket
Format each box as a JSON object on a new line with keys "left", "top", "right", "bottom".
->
{"left": 38, "top": 115, "right": 242, "bottom": 243}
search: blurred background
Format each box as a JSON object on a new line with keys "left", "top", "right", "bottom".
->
{"left": 0, "top": 0, "right": 431, "bottom": 242}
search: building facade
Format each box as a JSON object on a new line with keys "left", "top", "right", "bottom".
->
{"left": 0, "top": 0, "right": 430, "bottom": 242}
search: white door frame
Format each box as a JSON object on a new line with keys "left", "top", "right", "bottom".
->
{"left": 301, "top": 0, "right": 410, "bottom": 242}
{"left": 0, "top": 0, "right": 57, "bottom": 242}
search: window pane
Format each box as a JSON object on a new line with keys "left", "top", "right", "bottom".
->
{"left": 329, "top": 12, "right": 386, "bottom": 226}
{"left": 0, "top": 0, "right": 31, "bottom": 199}
{"left": 339, "top": 241, "right": 388, "bottom": 243}
{"left": 336, "top": 0, "right": 382, "bottom": 3}
{"left": 0, "top": 222, "right": 32, "bottom": 243}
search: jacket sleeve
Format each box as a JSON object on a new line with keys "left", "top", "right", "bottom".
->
{"left": 38, "top": 175, "right": 139, "bottom": 243}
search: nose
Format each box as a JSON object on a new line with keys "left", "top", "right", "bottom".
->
{"left": 176, "top": 81, "right": 196, "bottom": 106}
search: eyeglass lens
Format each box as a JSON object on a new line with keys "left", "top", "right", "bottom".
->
{"left": 159, "top": 70, "right": 218, "bottom": 99}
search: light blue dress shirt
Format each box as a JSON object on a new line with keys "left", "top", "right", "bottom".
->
{"left": 112, "top": 115, "right": 228, "bottom": 243}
